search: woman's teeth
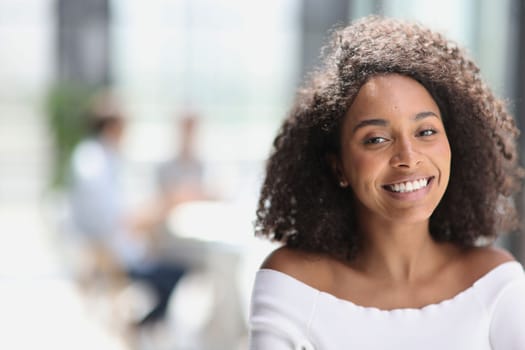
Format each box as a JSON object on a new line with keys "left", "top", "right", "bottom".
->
{"left": 388, "top": 178, "right": 429, "bottom": 193}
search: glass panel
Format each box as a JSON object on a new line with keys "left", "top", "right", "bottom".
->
{"left": 112, "top": 0, "right": 301, "bottom": 164}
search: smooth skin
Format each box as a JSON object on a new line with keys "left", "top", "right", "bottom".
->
{"left": 262, "top": 74, "right": 513, "bottom": 310}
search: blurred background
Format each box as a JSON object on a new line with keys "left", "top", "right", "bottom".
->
{"left": 1, "top": 0, "right": 524, "bottom": 349}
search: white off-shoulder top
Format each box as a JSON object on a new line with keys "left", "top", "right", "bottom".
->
{"left": 249, "top": 261, "right": 525, "bottom": 350}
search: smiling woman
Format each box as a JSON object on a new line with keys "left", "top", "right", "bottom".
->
{"left": 249, "top": 16, "right": 525, "bottom": 350}
{"left": 331, "top": 74, "right": 451, "bottom": 226}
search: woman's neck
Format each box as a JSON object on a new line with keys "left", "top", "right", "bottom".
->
{"left": 353, "top": 218, "right": 459, "bottom": 283}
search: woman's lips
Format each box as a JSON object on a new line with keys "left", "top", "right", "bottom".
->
{"left": 383, "top": 176, "right": 435, "bottom": 193}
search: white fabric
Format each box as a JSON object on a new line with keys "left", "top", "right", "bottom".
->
{"left": 249, "top": 261, "right": 525, "bottom": 349}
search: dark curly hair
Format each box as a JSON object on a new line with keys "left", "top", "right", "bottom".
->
{"left": 255, "top": 16, "right": 523, "bottom": 261}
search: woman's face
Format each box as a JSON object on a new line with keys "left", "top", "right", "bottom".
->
{"left": 333, "top": 74, "right": 451, "bottom": 225}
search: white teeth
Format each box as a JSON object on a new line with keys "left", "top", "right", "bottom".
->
{"left": 388, "top": 178, "right": 429, "bottom": 193}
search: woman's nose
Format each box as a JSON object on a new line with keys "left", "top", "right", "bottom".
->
{"left": 389, "top": 138, "right": 422, "bottom": 168}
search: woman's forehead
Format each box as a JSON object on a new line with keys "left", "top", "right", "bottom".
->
{"left": 345, "top": 74, "right": 440, "bottom": 124}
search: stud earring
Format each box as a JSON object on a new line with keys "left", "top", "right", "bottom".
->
{"left": 339, "top": 180, "right": 348, "bottom": 187}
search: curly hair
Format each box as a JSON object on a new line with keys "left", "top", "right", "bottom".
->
{"left": 255, "top": 16, "right": 523, "bottom": 261}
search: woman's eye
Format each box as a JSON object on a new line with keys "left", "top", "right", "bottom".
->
{"left": 364, "top": 136, "right": 388, "bottom": 144}
{"left": 419, "top": 129, "right": 437, "bottom": 137}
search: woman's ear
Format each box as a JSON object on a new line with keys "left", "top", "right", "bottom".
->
{"left": 326, "top": 153, "right": 348, "bottom": 187}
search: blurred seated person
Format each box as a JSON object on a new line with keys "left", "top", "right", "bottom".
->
{"left": 68, "top": 91, "right": 185, "bottom": 327}
{"left": 157, "top": 112, "right": 212, "bottom": 210}
{"left": 146, "top": 111, "right": 219, "bottom": 269}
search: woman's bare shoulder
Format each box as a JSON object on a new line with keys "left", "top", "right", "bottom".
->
{"left": 462, "top": 245, "right": 516, "bottom": 277}
{"left": 260, "top": 246, "right": 333, "bottom": 290}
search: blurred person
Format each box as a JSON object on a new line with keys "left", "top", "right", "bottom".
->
{"left": 68, "top": 91, "right": 185, "bottom": 329}
{"left": 153, "top": 113, "right": 249, "bottom": 349}
{"left": 249, "top": 16, "right": 525, "bottom": 349}
{"left": 147, "top": 112, "right": 214, "bottom": 271}
{"left": 157, "top": 112, "right": 210, "bottom": 209}
{"left": 150, "top": 112, "right": 216, "bottom": 262}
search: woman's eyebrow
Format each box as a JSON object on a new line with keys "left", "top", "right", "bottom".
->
{"left": 352, "top": 111, "right": 440, "bottom": 133}
{"left": 414, "top": 111, "right": 439, "bottom": 120}
{"left": 352, "top": 118, "right": 387, "bottom": 132}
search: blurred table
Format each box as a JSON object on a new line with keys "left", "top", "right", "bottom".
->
{"left": 165, "top": 200, "right": 275, "bottom": 350}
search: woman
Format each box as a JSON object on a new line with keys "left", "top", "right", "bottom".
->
{"left": 249, "top": 16, "right": 525, "bottom": 349}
